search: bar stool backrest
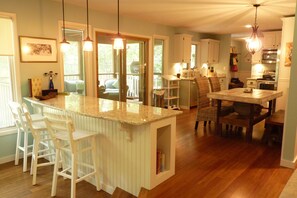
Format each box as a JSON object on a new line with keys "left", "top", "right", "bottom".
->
{"left": 44, "top": 112, "right": 76, "bottom": 153}
{"left": 8, "top": 101, "right": 26, "bottom": 130}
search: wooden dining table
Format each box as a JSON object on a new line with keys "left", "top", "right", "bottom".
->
{"left": 207, "top": 88, "right": 283, "bottom": 142}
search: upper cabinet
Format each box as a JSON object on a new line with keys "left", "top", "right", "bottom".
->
{"left": 262, "top": 31, "right": 282, "bottom": 49}
{"left": 173, "top": 34, "right": 193, "bottom": 63}
{"left": 252, "top": 51, "right": 262, "bottom": 64}
{"left": 200, "top": 39, "right": 220, "bottom": 64}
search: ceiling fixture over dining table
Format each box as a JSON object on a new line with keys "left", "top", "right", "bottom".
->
{"left": 246, "top": 4, "right": 263, "bottom": 55}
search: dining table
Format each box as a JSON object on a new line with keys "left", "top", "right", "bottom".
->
{"left": 207, "top": 88, "right": 283, "bottom": 142}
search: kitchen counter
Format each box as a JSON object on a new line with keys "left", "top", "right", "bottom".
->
{"left": 24, "top": 94, "right": 182, "bottom": 125}
{"left": 24, "top": 94, "right": 180, "bottom": 196}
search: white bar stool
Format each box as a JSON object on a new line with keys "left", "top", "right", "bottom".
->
{"left": 8, "top": 101, "right": 44, "bottom": 172}
{"left": 44, "top": 112, "right": 100, "bottom": 198}
{"left": 24, "top": 111, "right": 55, "bottom": 185}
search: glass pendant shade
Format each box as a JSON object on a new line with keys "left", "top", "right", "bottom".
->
{"left": 83, "top": 36, "right": 93, "bottom": 51}
{"left": 246, "top": 26, "right": 262, "bottom": 55}
{"left": 60, "top": 38, "right": 70, "bottom": 53}
{"left": 246, "top": 4, "right": 262, "bottom": 55}
{"left": 114, "top": 37, "right": 124, "bottom": 50}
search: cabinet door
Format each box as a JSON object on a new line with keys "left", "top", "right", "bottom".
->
{"left": 212, "top": 41, "right": 220, "bottom": 63}
{"left": 201, "top": 39, "right": 220, "bottom": 64}
{"left": 263, "top": 32, "right": 276, "bottom": 49}
{"left": 190, "top": 81, "right": 197, "bottom": 106}
{"left": 174, "top": 34, "right": 192, "bottom": 63}
{"left": 274, "top": 31, "right": 282, "bottom": 48}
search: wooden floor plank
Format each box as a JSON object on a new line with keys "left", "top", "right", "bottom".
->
{"left": 0, "top": 108, "right": 293, "bottom": 198}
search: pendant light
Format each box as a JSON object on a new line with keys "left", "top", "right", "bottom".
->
{"left": 113, "top": 0, "right": 124, "bottom": 50}
{"left": 60, "top": 0, "right": 70, "bottom": 53}
{"left": 83, "top": 0, "right": 93, "bottom": 51}
{"left": 246, "top": 4, "right": 262, "bottom": 55}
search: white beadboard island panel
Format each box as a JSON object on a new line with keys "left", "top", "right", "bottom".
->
{"left": 24, "top": 95, "right": 181, "bottom": 196}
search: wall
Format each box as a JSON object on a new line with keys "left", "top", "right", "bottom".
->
{"left": 281, "top": 16, "right": 297, "bottom": 168}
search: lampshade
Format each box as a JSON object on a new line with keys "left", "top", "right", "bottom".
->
{"left": 83, "top": 36, "right": 93, "bottom": 51}
{"left": 60, "top": 38, "right": 70, "bottom": 53}
{"left": 246, "top": 4, "right": 262, "bottom": 55}
{"left": 113, "top": 0, "right": 124, "bottom": 50}
{"left": 60, "top": 0, "right": 70, "bottom": 53}
{"left": 83, "top": 0, "right": 93, "bottom": 51}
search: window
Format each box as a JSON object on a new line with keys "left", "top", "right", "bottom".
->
{"left": 0, "top": 17, "right": 16, "bottom": 129}
{"left": 153, "top": 39, "right": 164, "bottom": 88}
{"left": 63, "top": 29, "right": 86, "bottom": 95}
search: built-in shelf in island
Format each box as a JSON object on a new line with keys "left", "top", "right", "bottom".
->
{"left": 24, "top": 94, "right": 182, "bottom": 196}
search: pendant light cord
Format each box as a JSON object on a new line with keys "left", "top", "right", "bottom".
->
{"left": 254, "top": 4, "right": 260, "bottom": 26}
{"left": 86, "top": 0, "right": 89, "bottom": 37}
{"left": 117, "top": 0, "right": 120, "bottom": 36}
{"left": 62, "top": 0, "right": 66, "bottom": 39}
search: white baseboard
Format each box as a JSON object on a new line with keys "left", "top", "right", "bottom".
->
{"left": 0, "top": 154, "right": 15, "bottom": 164}
{"left": 101, "top": 183, "right": 115, "bottom": 195}
{"left": 280, "top": 158, "right": 297, "bottom": 169}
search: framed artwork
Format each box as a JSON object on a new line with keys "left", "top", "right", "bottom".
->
{"left": 19, "top": 36, "right": 57, "bottom": 62}
{"left": 285, "top": 42, "right": 293, "bottom": 67}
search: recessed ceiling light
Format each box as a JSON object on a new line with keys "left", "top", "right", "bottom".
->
{"left": 245, "top": 24, "right": 252, "bottom": 28}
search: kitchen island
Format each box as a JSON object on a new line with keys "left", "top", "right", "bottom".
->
{"left": 24, "top": 94, "right": 182, "bottom": 196}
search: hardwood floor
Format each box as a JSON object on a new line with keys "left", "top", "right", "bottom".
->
{"left": 0, "top": 108, "right": 293, "bottom": 198}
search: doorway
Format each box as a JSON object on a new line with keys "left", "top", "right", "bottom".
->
{"left": 96, "top": 32, "right": 148, "bottom": 104}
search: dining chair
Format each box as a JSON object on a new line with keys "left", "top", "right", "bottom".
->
{"left": 208, "top": 77, "right": 233, "bottom": 107}
{"left": 23, "top": 111, "right": 55, "bottom": 185}
{"left": 44, "top": 112, "right": 100, "bottom": 198}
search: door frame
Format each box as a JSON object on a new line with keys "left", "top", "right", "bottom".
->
{"left": 95, "top": 31, "right": 150, "bottom": 104}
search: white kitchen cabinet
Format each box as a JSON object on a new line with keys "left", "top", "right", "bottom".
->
{"left": 162, "top": 75, "right": 180, "bottom": 109}
{"left": 262, "top": 31, "right": 282, "bottom": 49}
{"left": 200, "top": 39, "right": 220, "bottom": 64}
{"left": 179, "top": 79, "right": 197, "bottom": 109}
{"left": 173, "top": 34, "right": 192, "bottom": 63}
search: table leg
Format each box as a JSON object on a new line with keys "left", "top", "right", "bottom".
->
{"left": 216, "top": 100, "right": 222, "bottom": 135}
{"left": 246, "top": 104, "right": 255, "bottom": 142}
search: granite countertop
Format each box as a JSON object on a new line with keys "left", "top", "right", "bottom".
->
{"left": 24, "top": 94, "right": 182, "bottom": 125}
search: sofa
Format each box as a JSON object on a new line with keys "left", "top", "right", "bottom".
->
{"left": 64, "top": 80, "right": 85, "bottom": 94}
{"left": 99, "top": 78, "right": 120, "bottom": 100}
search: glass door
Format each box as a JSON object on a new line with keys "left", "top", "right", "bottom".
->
{"left": 96, "top": 32, "right": 148, "bottom": 104}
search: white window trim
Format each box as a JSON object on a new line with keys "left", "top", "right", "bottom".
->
{"left": 58, "top": 21, "right": 93, "bottom": 96}
{"left": 0, "top": 12, "right": 21, "bottom": 103}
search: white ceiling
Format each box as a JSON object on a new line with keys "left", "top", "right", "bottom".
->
{"left": 57, "top": 0, "right": 296, "bottom": 35}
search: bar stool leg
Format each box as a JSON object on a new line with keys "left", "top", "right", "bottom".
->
{"left": 32, "top": 138, "right": 40, "bottom": 185}
{"left": 92, "top": 137, "right": 101, "bottom": 191}
{"left": 15, "top": 128, "right": 21, "bottom": 166}
{"left": 23, "top": 131, "right": 29, "bottom": 172}
{"left": 51, "top": 149, "right": 60, "bottom": 197}
{"left": 71, "top": 153, "right": 78, "bottom": 198}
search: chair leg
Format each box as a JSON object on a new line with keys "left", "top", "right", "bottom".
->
{"left": 195, "top": 121, "right": 199, "bottom": 130}
{"left": 92, "top": 137, "right": 101, "bottom": 191}
{"left": 30, "top": 139, "right": 35, "bottom": 175}
{"left": 32, "top": 138, "right": 39, "bottom": 185}
{"left": 71, "top": 153, "right": 77, "bottom": 198}
{"left": 204, "top": 121, "right": 207, "bottom": 127}
{"left": 23, "top": 131, "right": 29, "bottom": 172}
{"left": 51, "top": 149, "right": 60, "bottom": 197}
{"left": 15, "top": 128, "right": 21, "bottom": 166}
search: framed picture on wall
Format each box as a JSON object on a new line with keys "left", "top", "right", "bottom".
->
{"left": 19, "top": 36, "right": 57, "bottom": 63}
{"left": 285, "top": 42, "right": 293, "bottom": 67}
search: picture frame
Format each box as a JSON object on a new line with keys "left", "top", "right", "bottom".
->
{"left": 285, "top": 42, "right": 293, "bottom": 67}
{"left": 19, "top": 36, "right": 57, "bottom": 63}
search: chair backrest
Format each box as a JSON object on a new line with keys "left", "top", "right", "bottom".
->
{"left": 23, "top": 112, "right": 40, "bottom": 139}
{"left": 208, "top": 77, "right": 221, "bottom": 92}
{"left": 44, "top": 112, "right": 76, "bottom": 152}
{"left": 8, "top": 101, "right": 25, "bottom": 130}
{"left": 194, "top": 76, "right": 211, "bottom": 109}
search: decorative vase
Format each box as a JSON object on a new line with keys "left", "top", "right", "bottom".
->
{"left": 49, "top": 78, "right": 54, "bottom": 89}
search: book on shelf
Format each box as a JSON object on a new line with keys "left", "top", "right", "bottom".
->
{"left": 156, "top": 149, "right": 165, "bottom": 174}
